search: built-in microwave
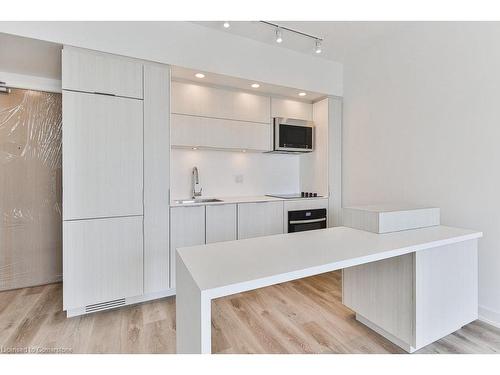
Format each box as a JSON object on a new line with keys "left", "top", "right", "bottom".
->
{"left": 273, "top": 117, "right": 314, "bottom": 153}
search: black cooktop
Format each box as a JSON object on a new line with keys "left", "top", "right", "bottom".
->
{"left": 266, "top": 193, "right": 322, "bottom": 199}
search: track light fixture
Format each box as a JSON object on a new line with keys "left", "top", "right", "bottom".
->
{"left": 275, "top": 27, "right": 283, "bottom": 43}
{"left": 260, "top": 21, "right": 324, "bottom": 55}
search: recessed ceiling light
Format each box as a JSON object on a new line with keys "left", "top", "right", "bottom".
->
{"left": 223, "top": 22, "right": 230, "bottom": 29}
{"left": 298, "top": 92, "right": 307, "bottom": 97}
{"left": 251, "top": 83, "right": 260, "bottom": 88}
{"left": 195, "top": 73, "right": 205, "bottom": 79}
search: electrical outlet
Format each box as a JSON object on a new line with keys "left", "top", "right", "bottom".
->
{"left": 235, "top": 175, "right": 244, "bottom": 183}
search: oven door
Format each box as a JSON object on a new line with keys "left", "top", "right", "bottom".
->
{"left": 288, "top": 209, "right": 327, "bottom": 233}
{"left": 274, "top": 120, "right": 314, "bottom": 152}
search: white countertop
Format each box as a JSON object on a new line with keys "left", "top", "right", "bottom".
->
{"left": 170, "top": 195, "right": 328, "bottom": 207}
{"left": 344, "top": 203, "right": 438, "bottom": 213}
{"left": 177, "top": 225, "right": 482, "bottom": 296}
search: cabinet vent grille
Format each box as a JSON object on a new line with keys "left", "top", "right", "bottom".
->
{"left": 85, "top": 298, "right": 126, "bottom": 313}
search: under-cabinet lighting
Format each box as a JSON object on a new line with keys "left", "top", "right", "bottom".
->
{"left": 251, "top": 83, "right": 260, "bottom": 88}
{"left": 195, "top": 73, "right": 205, "bottom": 79}
{"left": 192, "top": 147, "right": 198, "bottom": 150}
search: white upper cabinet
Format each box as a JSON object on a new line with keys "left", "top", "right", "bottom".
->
{"left": 271, "top": 97, "right": 313, "bottom": 121}
{"left": 237, "top": 201, "right": 284, "bottom": 240}
{"left": 171, "top": 81, "right": 271, "bottom": 124}
{"left": 206, "top": 204, "right": 237, "bottom": 244}
{"left": 171, "top": 114, "right": 271, "bottom": 151}
{"left": 62, "top": 91, "right": 143, "bottom": 220}
{"left": 62, "top": 46, "right": 143, "bottom": 99}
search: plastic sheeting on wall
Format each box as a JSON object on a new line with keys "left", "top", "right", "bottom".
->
{"left": 0, "top": 88, "right": 62, "bottom": 291}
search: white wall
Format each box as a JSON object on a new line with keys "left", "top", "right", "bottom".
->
{"left": 343, "top": 22, "right": 500, "bottom": 327}
{"left": 0, "top": 21, "right": 342, "bottom": 96}
{"left": 171, "top": 149, "right": 300, "bottom": 199}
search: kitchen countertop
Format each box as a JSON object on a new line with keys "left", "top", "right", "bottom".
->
{"left": 170, "top": 194, "right": 328, "bottom": 207}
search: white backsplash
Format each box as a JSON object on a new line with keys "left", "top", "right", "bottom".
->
{"left": 171, "top": 148, "right": 300, "bottom": 199}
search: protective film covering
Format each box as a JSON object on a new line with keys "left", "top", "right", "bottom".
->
{"left": 0, "top": 88, "right": 62, "bottom": 291}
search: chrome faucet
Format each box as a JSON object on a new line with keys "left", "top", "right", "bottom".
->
{"left": 192, "top": 166, "right": 202, "bottom": 198}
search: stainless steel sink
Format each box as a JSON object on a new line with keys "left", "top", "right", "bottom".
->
{"left": 174, "top": 198, "right": 223, "bottom": 204}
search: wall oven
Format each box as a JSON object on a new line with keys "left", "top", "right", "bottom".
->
{"left": 288, "top": 208, "right": 327, "bottom": 233}
{"left": 273, "top": 117, "right": 314, "bottom": 153}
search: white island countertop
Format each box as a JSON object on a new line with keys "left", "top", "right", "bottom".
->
{"left": 176, "top": 224, "right": 482, "bottom": 353}
{"left": 177, "top": 225, "right": 482, "bottom": 296}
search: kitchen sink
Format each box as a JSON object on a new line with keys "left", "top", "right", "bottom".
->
{"left": 174, "top": 198, "right": 223, "bottom": 204}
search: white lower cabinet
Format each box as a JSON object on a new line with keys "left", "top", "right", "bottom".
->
{"left": 170, "top": 206, "right": 206, "bottom": 288}
{"left": 237, "top": 201, "right": 284, "bottom": 239}
{"left": 206, "top": 204, "right": 237, "bottom": 244}
{"left": 63, "top": 216, "right": 144, "bottom": 311}
{"left": 343, "top": 240, "right": 478, "bottom": 352}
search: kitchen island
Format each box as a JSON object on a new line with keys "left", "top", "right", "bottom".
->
{"left": 176, "top": 225, "right": 482, "bottom": 354}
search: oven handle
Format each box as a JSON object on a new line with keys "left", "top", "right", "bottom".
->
{"left": 289, "top": 218, "right": 327, "bottom": 224}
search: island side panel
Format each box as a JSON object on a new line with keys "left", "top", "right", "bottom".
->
{"left": 414, "top": 239, "right": 478, "bottom": 350}
{"left": 342, "top": 254, "right": 415, "bottom": 351}
{"left": 176, "top": 255, "right": 212, "bottom": 354}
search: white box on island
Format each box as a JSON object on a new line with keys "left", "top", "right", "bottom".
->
{"left": 343, "top": 204, "right": 440, "bottom": 233}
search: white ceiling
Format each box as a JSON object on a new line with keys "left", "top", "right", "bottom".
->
{"left": 0, "top": 32, "right": 62, "bottom": 79}
{"left": 194, "top": 21, "right": 410, "bottom": 63}
{"left": 1, "top": 22, "right": 410, "bottom": 90}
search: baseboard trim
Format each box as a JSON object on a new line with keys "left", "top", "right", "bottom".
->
{"left": 0, "top": 276, "right": 62, "bottom": 293}
{"left": 66, "top": 288, "right": 176, "bottom": 318}
{"left": 126, "top": 288, "right": 176, "bottom": 305}
{"left": 479, "top": 305, "right": 500, "bottom": 329}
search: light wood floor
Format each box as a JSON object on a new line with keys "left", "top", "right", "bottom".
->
{"left": 0, "top": 271, "right": 499, "bottom": 354}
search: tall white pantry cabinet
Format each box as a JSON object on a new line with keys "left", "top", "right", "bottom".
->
{"left": 62, "top": 46, "right": 171, "bottom": 316}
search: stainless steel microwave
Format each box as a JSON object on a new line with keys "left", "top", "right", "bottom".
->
{"left": 273, "top": 117, "right": 314, "bottom": 153}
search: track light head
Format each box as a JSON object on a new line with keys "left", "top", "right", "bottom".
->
{"left": 275, "top": 27, "right": 283, "bottom": 43}
{"left": 315, "top": 39, "right": 322, "bottom": 54}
